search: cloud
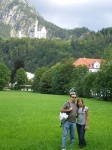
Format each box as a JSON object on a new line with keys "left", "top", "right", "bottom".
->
{"left": 28, "top": 0, "right": 112, "bottom": 31}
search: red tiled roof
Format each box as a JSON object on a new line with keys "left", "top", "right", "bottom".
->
{"left": 73, "top": 58, "right": 101, "bottom": 68}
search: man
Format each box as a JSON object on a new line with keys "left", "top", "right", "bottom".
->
{"left": 60, "top": 92, "right": 77, "bottom": 150}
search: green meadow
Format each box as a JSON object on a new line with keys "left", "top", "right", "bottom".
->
{"left": 0, "top": 91, "right": 112, "bottom": 150}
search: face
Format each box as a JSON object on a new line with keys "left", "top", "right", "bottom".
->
{"left": 71, "top": 94, "right": 77, "bottom": 102}
{"left": 78, "top": 99, "right": 83, "bottom": 106}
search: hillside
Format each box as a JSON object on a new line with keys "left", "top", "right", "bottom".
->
{"left": 0, "top": 27, "right": 112, "bottom": 73}
{"left": 0, "top": 0, "right": 91, "bottom": 40}
{"left": 1, "top": 0, "right": 112, "bottom": 73}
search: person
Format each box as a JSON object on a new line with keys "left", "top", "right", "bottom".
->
{"left": 60, "top": 92, "right": 77, "bottom": 150}
{"left": 76, "top": 99, "right": 89, "bottom": 148}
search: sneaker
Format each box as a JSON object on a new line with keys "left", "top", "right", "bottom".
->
{"left": 62, "top": 148, "right": 66, "bottom": 150}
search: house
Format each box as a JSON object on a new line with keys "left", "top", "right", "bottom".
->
{"left": 26, "top": 72, "right": 34, "bottom": 80}
{"left": 73, "top": 58, "right": 101, "bottom": 72}
{"left": 20, "top": 72, "right": 35, "bottom": 91}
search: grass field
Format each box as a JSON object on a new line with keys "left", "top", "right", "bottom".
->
{"left": 0, "top": 91, "right": 112, "bottom": 150}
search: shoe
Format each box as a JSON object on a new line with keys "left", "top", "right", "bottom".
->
{"left": 62, "top": 148, "right": 66, "bottom": 150}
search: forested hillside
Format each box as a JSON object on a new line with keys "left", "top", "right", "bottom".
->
{"left": 0, "top": 38, "right": 74, "bottom": 72}
{"left": 0, "top": 27, "right": 112, "bottom": 73}
{"left": 71, "top": 27, "right": 112, "bottom": 58}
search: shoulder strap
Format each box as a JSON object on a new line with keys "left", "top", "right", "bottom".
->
{"left": 67, "top": 101, "right": 71, "bottom": 107}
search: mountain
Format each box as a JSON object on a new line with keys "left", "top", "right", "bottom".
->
{"left": 0, "top": 0, "right": 91, "bottom": 40}
{"left": 0, "top": 0, "right": 41, "bottom": 38}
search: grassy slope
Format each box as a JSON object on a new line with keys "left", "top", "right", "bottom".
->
{"left": 0, "top": 91, "right": 112, "bottom": 150}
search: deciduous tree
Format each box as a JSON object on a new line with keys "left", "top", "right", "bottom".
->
{"left": 0, "top": 63, "right": 10, "bottom": 90}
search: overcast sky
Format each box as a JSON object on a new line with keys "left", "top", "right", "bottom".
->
{"left": 28, "top": 0, "right": 112, "bottom": 32}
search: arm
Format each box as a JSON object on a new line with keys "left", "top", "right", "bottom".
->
{"left": 85, "top": 110, "right": 89, "bottom": 130}
{"left": 60, "top": 101, "right": 72, "bottom": 113}
{"left": 60, "top": 107, "right": 72, "bottom": 113}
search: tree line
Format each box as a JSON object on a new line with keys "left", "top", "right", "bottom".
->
{"left": 1, "top": 54, "right": 112, "bottom": 101}
{"left": 0, "top": 27, "right": 112, "bottom": 100}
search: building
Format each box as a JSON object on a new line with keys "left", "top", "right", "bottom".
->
{"left": 20, "top": 72, "right": 34, "bottom": 91}
{"left": 73, "top": 58, "right": 101, "bottom": 72}
{"left": 26, "top": 72, "right": 34, "bottom": 80}
{"left": 33, "top": 20, "right": 46, "bottom": 39}
{"left": 18, "top": 20, "right": 47, "bottom": 39}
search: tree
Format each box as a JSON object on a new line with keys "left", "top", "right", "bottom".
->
{"left": 83, "top": 72, "right": 96, "bottom": 98}
{"left": 102, "top": 43, "right": 112, "bottom": 63}
{"left": 0, "top": 63, "right": 10, "bottom": 90}
{"left": 94, "top": 64, "right": 112, "bottom": 100}
{"left": 38, "top": 68, "right": 53, "bottom": 94}
{"left": 72, "top": 65, "right": 88, "bottom": 97}
{"left": 14, "top": 68, "right": 28, "bottom": 89}
{"left": 11, "top": 59, "right": 25, "bottom": 83}
{"left": 33, "top": 67, "right": 48, "bottom": 92}
{"left": 51, "top": 59, "right": 75, "bottom": 94}
{"left": 38, "top": 58, "right": 76, "bottom": 95}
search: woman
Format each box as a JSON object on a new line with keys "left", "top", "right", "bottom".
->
{"left": 77, "top": 99, "right": 89, "bottom": 148}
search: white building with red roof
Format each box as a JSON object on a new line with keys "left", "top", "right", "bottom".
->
{"left": 73, "top": 58, "right": 101, "bottom": 72}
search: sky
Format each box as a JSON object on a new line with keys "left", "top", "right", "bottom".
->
{"left": 28, "top": 0, "right": 112, "bottom": 32}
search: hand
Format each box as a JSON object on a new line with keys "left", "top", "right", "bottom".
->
{"left": 85, "top": 125, "right": 88, "bottom": 131}
{"left": 60, "top": 109, "right": 64, "bottom": 113}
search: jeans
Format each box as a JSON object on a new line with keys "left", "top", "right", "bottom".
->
{"left": 62, "top": 121, "right": 76, "bottom": 148}
{"left": 77, "top": 124, "right": 86, "bottom": 147}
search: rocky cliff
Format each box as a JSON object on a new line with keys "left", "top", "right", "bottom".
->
{"left": 0, "top": 0, "right": 45, "bottom": 38}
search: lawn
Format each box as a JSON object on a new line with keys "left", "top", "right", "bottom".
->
{"left": 0, "top": 91, "right": 112, "bottom": 150}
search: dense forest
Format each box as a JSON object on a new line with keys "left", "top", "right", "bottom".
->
{"left": 0, "top": 27, "right": 112, "bottom": 73}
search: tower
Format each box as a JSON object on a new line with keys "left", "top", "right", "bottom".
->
{"left": 19, "top": 31, "right": 22, "bottom": 38}
{"left": 34, "top": 20, "right": 38, "bottom": 38}
{"left": 41, "top": 27, "right": 47, "bottom": 39}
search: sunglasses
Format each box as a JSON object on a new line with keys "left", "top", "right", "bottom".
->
{"left": 72, "top": 96, "right": 76, "bottom": 98}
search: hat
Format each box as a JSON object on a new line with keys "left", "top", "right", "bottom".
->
{"left": 70, "top": 92, "right": 76, "bottom": 96}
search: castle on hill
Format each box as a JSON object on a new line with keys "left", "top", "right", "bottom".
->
{"left": 11, "top": 20, "right": 47, "bottom": 39}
